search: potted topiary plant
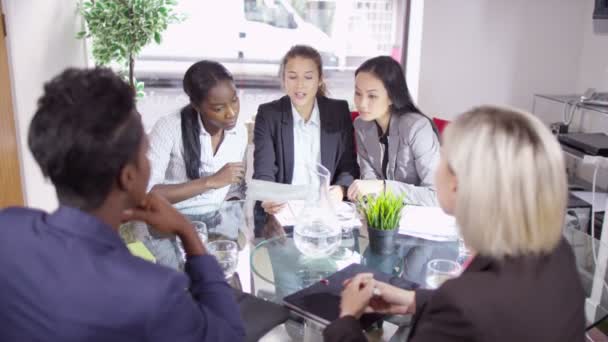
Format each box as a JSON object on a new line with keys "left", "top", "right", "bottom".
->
{"left": 76, "top": 0, "right": 182, "bottom": 97}
{"left": 359, "top": 191, "right": 405, "bottom": 255}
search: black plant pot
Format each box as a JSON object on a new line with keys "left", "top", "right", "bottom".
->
{"left": 368, "top": 226, "right": 397, "bottom": 255}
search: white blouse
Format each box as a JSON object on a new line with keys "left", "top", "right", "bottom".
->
{"left": 147, "top": 111, "right": 247, "bottom": 214}
{"left": 290, "top": 100, "right": 321, "bottom": 185}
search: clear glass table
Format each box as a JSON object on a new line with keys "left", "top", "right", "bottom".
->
{"left": 250, "top": 226, "right": 460, "bottom": 341}
{"left": 250, "top": 230, "right": 459, "bottom": 304}
{"left": 564, "top": 226, "right": 608, "bottom": 327}
{"left": 137, "top": 200, "right": 251, "bottom": 272}
{"left": 127, "top": 198, "right": 608, "bottom": 339}
{"left": 251, "top": 223, "right": 608, "bottom": 339}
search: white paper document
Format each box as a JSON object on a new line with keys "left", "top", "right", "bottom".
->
{"left": 246, "top": 179, "right": 310, "bottom": 202}
{"left": 398, "top": 206, "right": 459, "bottom": 241}
{"left": 274, "top": 200, "right": 306, "bottom": 226}
{"left": 274, "top": 201, "right": 362, "bottom": 228}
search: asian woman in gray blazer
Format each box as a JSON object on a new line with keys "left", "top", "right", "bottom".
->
{"left": 347, "top": 56, "right": 439, "bottom": 206}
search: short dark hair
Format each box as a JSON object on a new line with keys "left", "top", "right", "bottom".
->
{"left": 355, "top": 56, "right": 420, "bottom": 116}
{"left": 28, "top": 67, "right": 142, "bottom": 210}
{"left": 279, "top": 45, "right": 327, "bottom": 97}
{"left": 180, "top": 60, "right": 235, "bottom": 180}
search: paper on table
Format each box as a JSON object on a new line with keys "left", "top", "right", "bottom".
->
{"left": 274, "top": 201, "right": 362, "bottom": 228}
{"left": 572, "top": 191, "right": 608, "bottom": 212}
{"left": 246, "top": 179, "right": 310, "bottom": 202}
{"left": 398, "top": 206, "right": 459, "bottom": 241}
{"left": 274, "top": 200, "right": 306, "bottom": 226}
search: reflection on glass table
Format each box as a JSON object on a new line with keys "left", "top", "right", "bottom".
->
{"left": 175, "top": 220, "right": 208, "bottom": 263}
{"left": 250, "top": 229, "right": 462, "bottom": 302}
{"left": 564, "top": 225, "right": 608, "bottom": 328}
{"left": 251, "top": 229, "right": 459, "bottom": 341}
{"left": 142, "top": 200, "right": 252, "bottom": 271}
{"left": 208, "top": 240, "right": 239, "bottom": 278}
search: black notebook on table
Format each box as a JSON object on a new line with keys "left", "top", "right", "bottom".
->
{"left": 282, "top": 263, "right": 419, "bottom": 327}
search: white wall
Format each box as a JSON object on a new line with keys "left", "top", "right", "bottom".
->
{"left": 576, "top": 0, "right": 608, "bottom": 93}
{"left": 413, "top": 0, "right": 587, "bottom": 120}
{"left": 405, "top": 0, "right": 424, "bottom": 102}
{"left": 3, "top": 0, "right": 87, "bottom": 211}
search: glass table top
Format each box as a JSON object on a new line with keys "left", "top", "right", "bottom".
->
{"left": 250, "top": 228, "right": 459, "bottom": 304}
{"left": 564, "top": 225, "right": 608, "bottom": 327}
{"left": 127, "top": 198, "right": 608, "bottom": 330}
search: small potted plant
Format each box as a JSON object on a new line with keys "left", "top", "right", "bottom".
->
{"left": 76, "top": 0, "right": 183, "bottom": 96}
{"left": 359, "top": 191, "right": 405, "bottom": 255}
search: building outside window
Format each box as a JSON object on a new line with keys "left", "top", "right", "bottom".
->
{"left": 134, "top": 0, "right": 409, "bottom": 132}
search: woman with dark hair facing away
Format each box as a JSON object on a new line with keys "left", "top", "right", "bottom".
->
{"left": 347, "top": 56, "right": 439, "bottom": 206}
{"left": 0, "top": 67, "right": 245, "bottom": 341}
{"left": 253, "top": 45, "right": 358, "bottom": 218}
{"left": 148, "top": 60, "right": 247, "bottom": 214}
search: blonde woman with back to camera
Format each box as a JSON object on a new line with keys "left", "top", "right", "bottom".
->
{"left": 324, "top": 106, "right": 585, "bottom": 342}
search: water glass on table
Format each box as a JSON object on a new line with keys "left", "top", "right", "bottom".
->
{"left": 207, "top": 239, "right": 239, "bottom": 278}
{"left": 425, "top": 259, "right": 462, "bottom": 289}
{"left": 334, "top": 202, "right": 360, "bottom": 258}
{"left": 176, "top": 221, "right": 208, "bottom": 262}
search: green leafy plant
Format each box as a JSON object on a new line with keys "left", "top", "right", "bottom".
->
{"left": 76, "top": 0, "right": 183, "bottom": 97}
{"left": 359, "top": 191, "right": 405, "bottom": 231}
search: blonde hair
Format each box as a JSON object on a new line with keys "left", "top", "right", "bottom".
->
{"left": 442, "top": 105, "right": 567, "bottom": 258}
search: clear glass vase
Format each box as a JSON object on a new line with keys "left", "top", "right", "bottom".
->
{"left": 293, "top": 164, "right": 342, "bottom": 258}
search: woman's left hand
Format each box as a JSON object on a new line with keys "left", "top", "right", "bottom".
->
{"left": 347, "top": 180, "right": 384, "bottom": 201}
{"left": 339, "top": 273, "right": 376, "bottom": 319}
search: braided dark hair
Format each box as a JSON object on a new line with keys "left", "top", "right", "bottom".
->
{"left": 181, "top": 60, "right": 234, "bottom": 180}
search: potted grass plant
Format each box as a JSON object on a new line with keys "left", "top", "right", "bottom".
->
{"left": 359, "top": 191, "right": 405, "bottom": 255}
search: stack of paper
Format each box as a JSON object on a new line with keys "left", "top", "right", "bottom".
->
{"left": 398, "top": 206, "right": 459, "bottom": 241}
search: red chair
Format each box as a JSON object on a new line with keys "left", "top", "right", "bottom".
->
{"left": 432, "top": 117, "right": 450, "bottom": 136}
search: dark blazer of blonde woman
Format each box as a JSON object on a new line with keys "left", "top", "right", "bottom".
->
{"left": 324, "top": 238, "right": 585, "bottom": 342}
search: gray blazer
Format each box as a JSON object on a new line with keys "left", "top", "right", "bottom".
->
{"left": 354, "top": 113, "right": 440, "bottom": 206}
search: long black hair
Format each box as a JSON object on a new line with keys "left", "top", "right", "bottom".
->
{"left": 356, "top": 56, "right": 438, "bottom": 135}
{"left": 181, "top": 60, "right": 234, "bottom": 180}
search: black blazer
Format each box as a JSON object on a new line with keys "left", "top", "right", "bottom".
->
{"left": 323, "top": 238, "right": 586, "bottom": 342}
{"left": 253, "top": 95, "right": 359, "bottom": 188}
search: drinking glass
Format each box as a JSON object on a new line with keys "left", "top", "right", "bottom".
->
{"left": 176, "top": 221, "right": 208, "bottom": 262}
{"left": 333, "top": 202, "right": 360, "bottom": 259}
{"left": 457, "top": 237, "right": 472, "bottom": 265}
{"left": 425, "top": 259, "right": 461, "bottom": 289}
{"left": 207, "top": 240, "right": 239, "bottom": 278}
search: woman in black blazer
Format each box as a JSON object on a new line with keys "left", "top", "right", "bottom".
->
{"left": 325, "top": 106, "right": 585, "bottom": 342}
{"left": 253, "top": 45, "right": 358, "bottom": 218}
